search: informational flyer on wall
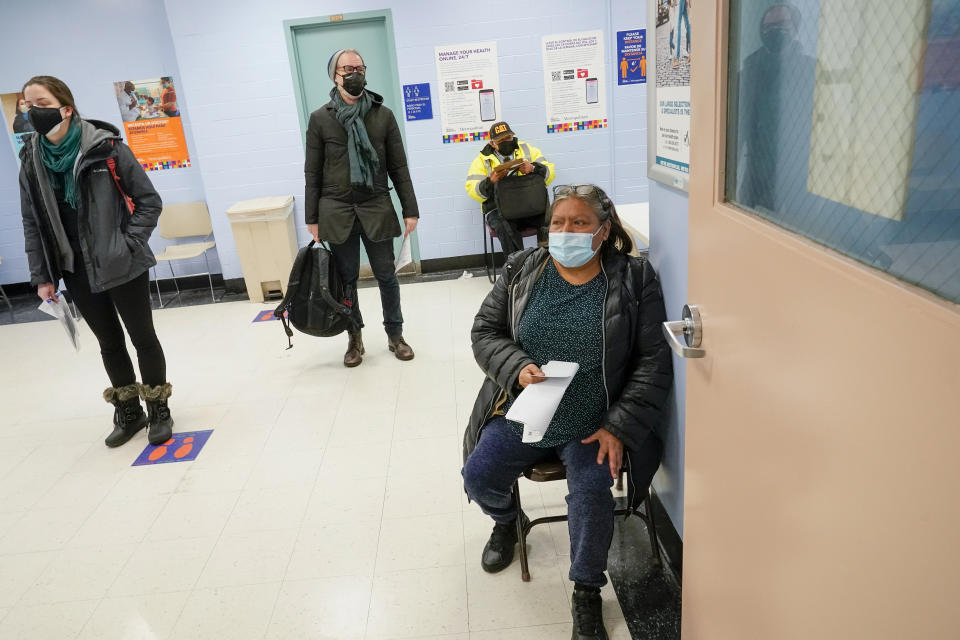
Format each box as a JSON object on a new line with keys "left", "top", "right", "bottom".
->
{"left": 0, "top": 90, "right": 33, "bottom": 163}
{"left": 648, "top": 0, "right": 692, "bottom": 189}
{"left": 434, "top": 42, "right": 501, "bottom": 144}
{"left": 112, "top": 76, "right": 190, "bottom": 171}
{"left": 617, "top": 29, "right": 647, "bottom": 85}
{"left": 541, "top": 30, "right": 607, "bottom": 134}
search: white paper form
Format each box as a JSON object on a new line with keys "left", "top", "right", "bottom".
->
{"left": 505, "top": 360, "right": 580, "bottom": 443}
{"left": 395, "top": 233, "right": 413, "bottom": 273}
{"left": 38, "top": 293, "right": 80, "bottom": 352}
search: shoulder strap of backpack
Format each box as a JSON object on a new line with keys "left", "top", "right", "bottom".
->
{"left": 274, "top": 240, "right": 316, "bottom": 349}
{"left": 106, "top": 141, "right": 135, "bottom": 215}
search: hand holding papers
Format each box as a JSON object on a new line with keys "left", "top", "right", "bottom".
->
{"left": 506, "top": 361, "right": 580, "bottom": 443}
{"left": 394, "top": 233, "right": 413, "bottom": 273}
{"left": 38, "top": 292, "right": 80, "bottom": 352}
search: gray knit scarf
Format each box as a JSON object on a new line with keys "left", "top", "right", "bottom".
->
{"left": 329, "top": 86, "right": 379, "bottom": 189}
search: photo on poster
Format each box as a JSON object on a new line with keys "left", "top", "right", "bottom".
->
{"left": 113, "top": 76, "right": 190, "bottom": 171}
{"left": 648, "top": 0, "right": 692, "bottom": 189}
{"left": 434, "top": 42, "right": 502, "bottom": 143}
{"left": 0, "top": 90, "right": 34, "bottom": 161}
{"left": 541, "top": 30, "right": 608, "bottom": 134}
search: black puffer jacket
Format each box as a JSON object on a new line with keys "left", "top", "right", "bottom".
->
{"left": 464, "top": 247, "right": 673, "bottom": 506}
{"left": 304, "top": 90, "right": 419, "bottom": 245}
{"left": 19, "top": 119, "right": 162, "bottom": 292}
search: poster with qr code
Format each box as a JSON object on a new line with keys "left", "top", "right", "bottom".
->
{"left": 541, "top": 30, "right": 608, "bottom": 134}
{"left": 434, "top": 41, "right": 501, "bottom": 143}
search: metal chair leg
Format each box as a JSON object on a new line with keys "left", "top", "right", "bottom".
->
{"left": 514, "top": 480, "right": 531, "bottom": 582}
{"left": 0, "top": 283, "right": 13, "bottom": 321}
{"left": 483, "top": 224, "right": 496, "bottom": 284}
{"left": 644, "top": 490, "right": 663, "bottom": 569}
{"left": 203, "top": 251, "right": 216, "bottom": 303}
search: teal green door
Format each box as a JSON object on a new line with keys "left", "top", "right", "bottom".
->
{"left": 285, "top": 10, "right": 418, "bottom": 268}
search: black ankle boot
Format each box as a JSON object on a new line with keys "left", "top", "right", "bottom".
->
{"left": 571, "top": 585, "right": 608, "bottom": 640}
{"left": 103, "top": 384, "right": 148, "bottom": 448}
{"left": 481, "top": 511, "right": 529, "bottom": 573}
{"left": 140, "top": 383, "right": 174, "bottom": 445}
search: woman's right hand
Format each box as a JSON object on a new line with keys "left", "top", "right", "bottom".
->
{"left": 518, "top": 363, "right": 547, "bottom": 388}
{"left": 307, "top": 224, "right": 320, "bottom": 243}
{"left": 37, "top": 283, "right": 56, "bottom": 301}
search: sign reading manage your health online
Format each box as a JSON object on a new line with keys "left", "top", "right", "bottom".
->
{"left": 434, "top": 42, "right": 501, "bottom": 143}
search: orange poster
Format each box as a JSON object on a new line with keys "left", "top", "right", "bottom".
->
{"left": 113, "top": 76, "right": 190, "bottom": 171}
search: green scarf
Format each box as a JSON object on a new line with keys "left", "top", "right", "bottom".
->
{"left": 330, "top": 86, "right": 380, "bottom": 189}
{"left": 39, "top": 119, "right": 83, "bottom": 208}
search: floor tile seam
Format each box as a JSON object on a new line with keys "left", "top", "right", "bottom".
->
{"left": 371, "top": 557, "right": 468, "bottom": 578}
{"left": 7, "top": 469, "right": 143, "bottom": 611}
{"left": 164, "top": 489, "right": 244, "bottom": 634}
{"left": 363, "top": 378, "right": 401, "bottom": 637}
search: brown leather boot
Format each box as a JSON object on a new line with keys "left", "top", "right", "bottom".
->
{"left": 344, "top": 330, "right": 364, "bottom": 367}
{"left": 388, "top": 335, "right": 414, "bottom": 361}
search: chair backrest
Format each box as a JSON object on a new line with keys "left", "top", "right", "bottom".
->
{"left": 158, "top": 202, "right": 211, "bottom": 239}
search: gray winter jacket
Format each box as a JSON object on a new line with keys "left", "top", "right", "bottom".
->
{"left": 19, "top": 118, "right": 162, "bottom": 292}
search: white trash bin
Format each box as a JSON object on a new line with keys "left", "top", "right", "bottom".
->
{"left": 225, "top": 195, "right": 298, "bottom": 303}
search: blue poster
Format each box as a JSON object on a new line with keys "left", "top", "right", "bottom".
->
{"left": 617, "top": 29, "right": 647, "bottom": 86}
{"left": 403, "top": 83, "right": 433, "bottom": 121}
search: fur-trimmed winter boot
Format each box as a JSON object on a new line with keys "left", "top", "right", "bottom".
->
{"left": 139, "top": 383, "right": 174, "bottom": 445}
{"left": 103, "top": 384, "right": 148, "bottom": 448}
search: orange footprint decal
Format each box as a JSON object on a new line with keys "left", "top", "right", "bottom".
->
{"left": 148, "top": 437, "right": 176, "bottom": 461}
{"left": 174, "top": 436, "right": 195, "bottom": 459}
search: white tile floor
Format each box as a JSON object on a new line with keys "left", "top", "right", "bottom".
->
{"left": 0, "top": 277, "right": 632, "bottom": 639}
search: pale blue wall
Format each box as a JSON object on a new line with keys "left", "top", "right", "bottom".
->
{"left": 0, "top": 0, "right": 210, "bottom": 286}
{"left": 649, "top": 181, "right": 688, "bottom": 538}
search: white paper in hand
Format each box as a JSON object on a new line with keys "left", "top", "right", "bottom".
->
{"left": 505, "top": 360, "right": 580, "bottom": 443}
{"left": 394, "top": 233, "right": 413, "bottom": 273}
{"left": 38, "top": 293, "right": 80, "bottom": 352}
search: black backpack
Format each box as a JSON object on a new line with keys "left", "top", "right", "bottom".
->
{"left": 274, "top": 240, "right": 359, "bottom": 348}
{"left": 493, "top": 171, "right": 549, "bottom": 221}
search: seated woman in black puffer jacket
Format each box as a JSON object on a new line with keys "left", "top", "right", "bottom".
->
{"left": 462, "top": 184, "right": 673, "bottom": 640}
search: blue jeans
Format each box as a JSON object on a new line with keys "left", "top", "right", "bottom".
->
{"left": 328, "top": 218, "right": 404, "bottom": 336}
{"left": 676, "top": 0, "right": 691, "bottom": 59}
{"left": 462, "top": 417, "right": 615, "bottom": 588}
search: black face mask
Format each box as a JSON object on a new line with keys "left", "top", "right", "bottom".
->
{"left": 496, "top": 140, "right": 518, "bottom": 156}
{"left": 761, "top": 25, "right": 794, "bottom": 53}
{"left": 340, "top": 72, "right": 366, "bottom": 97}
{"left": 29, "top": 106, "right": 65, "bottom": 136}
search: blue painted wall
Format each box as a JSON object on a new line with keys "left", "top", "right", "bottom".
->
{"left": 649, "top": 181, "right": 689, "bottom": 538}
{"left": 0, "top": 0, "right": 210, "bottom": 286}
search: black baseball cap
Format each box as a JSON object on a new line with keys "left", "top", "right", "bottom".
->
{"left": 488, "top": 121, "right": 515, "bottom": 141}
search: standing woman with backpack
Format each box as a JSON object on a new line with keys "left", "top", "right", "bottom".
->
{"left": 18, "top": 76, "right": 175, "bottom": 448}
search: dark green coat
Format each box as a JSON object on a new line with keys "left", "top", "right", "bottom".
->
{"left": 304, "top": 90, "right": 419, "bottom": 244}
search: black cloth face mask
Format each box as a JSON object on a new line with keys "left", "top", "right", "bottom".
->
{"left": 29, "top": 106, "right": 65, "bottom": 136}
{"left": 340, "top": 72, "right": 366, "bottom": 97}
{"left": 496, "top": 140, "right": 518, "bottom": 156}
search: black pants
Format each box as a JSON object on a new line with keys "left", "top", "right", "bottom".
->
{"left": 62, "top": 266, "right": 166, "bottom": 388}
{"left": 485, "top": 210, "right": 544, "bottom": 256}
{"left": 329, "top": 218, "right": 404, "bottom": 337}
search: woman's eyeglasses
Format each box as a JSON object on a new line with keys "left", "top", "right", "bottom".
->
{"left": 553, "top": 184, "right": 601, "bottom": 199}
{"left": 338, "top": 65, "right": 367, "bottom": 74}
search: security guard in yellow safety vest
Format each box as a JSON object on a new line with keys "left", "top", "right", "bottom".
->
{"left": 465, "top": 121, "right": 556, "bottom": 255}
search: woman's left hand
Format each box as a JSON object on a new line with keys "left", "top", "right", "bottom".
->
{"left": 581, "top": 428, "right": 623, "bottom": 479}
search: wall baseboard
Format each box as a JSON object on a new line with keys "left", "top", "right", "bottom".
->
{"left": 420, "top": 253, "right": 503, "bottom": 274}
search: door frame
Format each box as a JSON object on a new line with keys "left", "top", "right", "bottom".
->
{"left": 283, "top": 9, "right": 404, "bottom": 144}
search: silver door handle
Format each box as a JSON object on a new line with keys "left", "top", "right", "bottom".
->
{"left": 662, "top": 304, "right": 705, "bottom": 358}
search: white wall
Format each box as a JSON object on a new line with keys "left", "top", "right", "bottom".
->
{"left": 0, "top": 0, "right": 210, "bottom": 286}
{"left": 161, "top": 0, "right": 650, "bottom": 278}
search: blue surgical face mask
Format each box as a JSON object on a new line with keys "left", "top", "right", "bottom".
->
{"left": 548, "top": 225, "right": 604, "bottom": 268}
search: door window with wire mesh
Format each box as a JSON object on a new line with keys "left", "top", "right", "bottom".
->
{"left": 725, "top": 0, "right": 960, "bottom": 303}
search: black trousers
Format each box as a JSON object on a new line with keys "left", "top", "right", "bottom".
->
{"left": 328, "top": 218, "right": 404, "bottom": 337}
{"left": 61, "top": 265, "right": 166, "bottom": 388}
{"left": 485, "top": 210, "right": 544, "bottom": 256}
